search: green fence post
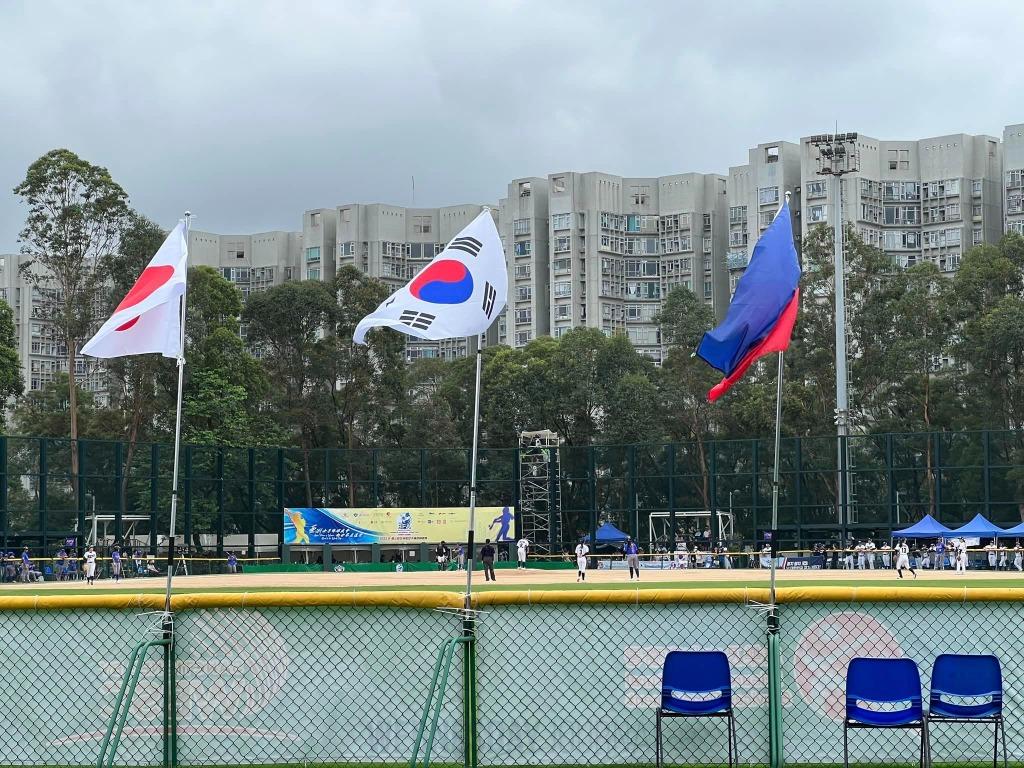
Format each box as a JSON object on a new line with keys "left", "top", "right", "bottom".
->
{"left": 150, "top": 444, "right": 159, "bottom": 554}
{"left": 933, "top": 432, "right": 942, "bottom": 519}
{"left": 39, "top": 438, "right": 47, "bottom": 546}
{"left": 767, "top": 614, "right": 784, "bottom": 768}
{"left": 462, "top": 616, "right": 478, "bottom": 768}
{"left": 588, "top": 446, "right": 597, "bottom": 551}
{"left": 216, "top": 448, "right": 225, "bottom": 556}
{"left": 627, "top": 445, "right": 637, "bottom": 539}
{"left": 0, "top": 436, "right": 7, "bottom": 550}
{"left": 667, "top": 444, "right": 676, "bottom": 550}
{"left": 114, "top": 440, "right": 124, "bottom": 542}
{"left": 983, "top": 430, "right": 992, "bottom": 519}
{"left": 247, "top": 448, "right": 256, "bottom": 558}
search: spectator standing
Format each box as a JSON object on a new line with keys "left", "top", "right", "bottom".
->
{"left": 480, "top": 539, "right": 496, "bottom": 582}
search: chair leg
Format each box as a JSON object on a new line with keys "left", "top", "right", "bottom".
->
{"left": 1001, "top": 718, "right": 1008, "bottom": 768}
{"left": 920, "top": 723, "right": 928, "bottom": 768}
{"left": 655, "top": 710, "right": 661, "bottom": 768}
{"left": 843, "top": 724, "right": 849, "bottom": 768}
{"left": 993, "top": 719, "right": 999, "bottom": 768}
{"left": 727, "top": 712, "right": 736, "bottom": 768}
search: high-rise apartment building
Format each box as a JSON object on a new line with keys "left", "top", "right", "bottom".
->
{"left": 727, "top": 141, "right": 803, "bottom": 293}
{"left": 1004, "top": 123, "right": 1024, "bottom": 236}
{"left": 801, "top": 132, "right": 1003, "bottom": 273}
{"left": 498, "top": 178, "right": 551, "bottom": 348}
{"left": 519, "top": 171, "right": 727, "bottom": 363}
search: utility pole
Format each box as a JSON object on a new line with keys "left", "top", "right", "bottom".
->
{"left": 807, "top": 132, "right": 860, "bottom": 542}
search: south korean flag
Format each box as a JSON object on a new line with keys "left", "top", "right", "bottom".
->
{"left": 354, "top": 208, "right": 508, "bottom": 344}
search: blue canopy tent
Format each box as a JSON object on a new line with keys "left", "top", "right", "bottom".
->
{"left": 947, "top": 513, "right": 1006, "bottom": 539}
{"left": 997, "top": 521, "right": 1024, "bottom": 537}
{"left": 584, "top": 522, "right": 630, "bottom": 546}
{"left": 891, "top": 514, "right": 953, "bottom": 538}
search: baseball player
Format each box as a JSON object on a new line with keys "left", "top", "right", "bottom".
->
{"left": 623, "top": 536, "right": 640, "bottom": 581}
{"left": 84, "top": 546, "right": 98, "bottom": 586}
{"left": 985, "top": 541, "right": 998, "bottom": 570}
{"left": 111, "top": 546, "right": 122, "bottom": 583}
{"left": 434, "top": 541, "right": 450, "bottom": 571}
{"left": 574, "top": 539, "right": 590, "bottom": 582}
{"left": 1014, "top": 542, "right": 1023, "bottom": 572}
{"left": 227, "top": 552, "right": 238, "bottom": 574}
{"left": 843, "top": 541, "right": 855, "bottom": 570}
{"left": 20, "top": 546, "right": 31, "bottom": 582}
{"left": 954, "top": 538, "right": 968, "bottom": 574}
{"left": 895, "top": 541, "right": 917, "bottom": 579}
{"left": 516, "top": 537, "right": 530, "bottom": 569}
{"left": 866, "top": 540, "right": 876, "bottom": 569}
{"left": 935, "top": 539, "right": 946, "bottom": 570}
{"left": 998, "top": 544, "right": 1008, "bottom": 571}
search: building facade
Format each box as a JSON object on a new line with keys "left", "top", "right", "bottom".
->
{"left": 727, "top": 140, "right": 803, "bottom": 293}
{"left": 1004, "top": 123, "right": 1024, "bottom": 237}
{"left": 801, "top": 132, "right": 1003, "bottom": 274}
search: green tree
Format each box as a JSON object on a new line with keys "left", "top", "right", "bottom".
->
{"left": 244, "top": 279, "right": 337, "bottom": 504}
{"left": 14, "top": 149, "right": 130, "bottom": 502}
{"left": 0, "top": 299, "right": 24, "bottom": 426}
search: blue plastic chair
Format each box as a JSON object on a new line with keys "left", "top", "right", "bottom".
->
{"left": 656, "top": 650, "right": 735, "bottom": 768}
{"left": 927, "top": 654, "right": 1006, "bottom": 768}
{"left": 845, "top": 658, "right": 928, "bottom": 768}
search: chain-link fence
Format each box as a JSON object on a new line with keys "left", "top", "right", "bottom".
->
{"left": 2, "top": 591, "right": 1024, "bottom": 766}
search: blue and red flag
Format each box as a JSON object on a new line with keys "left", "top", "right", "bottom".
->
{"left": 696, "top": 202, "right": 800, "bottom": 402}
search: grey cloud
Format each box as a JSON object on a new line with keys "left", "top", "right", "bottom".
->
{"left": 1, "top": 0, "right": 1022, "bottom": 251}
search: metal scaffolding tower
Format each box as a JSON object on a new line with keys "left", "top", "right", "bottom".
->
{"left": 518, "top": 430, "right": 561, "bottom": 553}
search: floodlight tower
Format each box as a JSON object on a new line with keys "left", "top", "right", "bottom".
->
{"left": 808, "top": 132, "right": 860, "bottom": 541}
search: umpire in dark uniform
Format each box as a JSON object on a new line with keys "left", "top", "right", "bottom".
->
{"left": 480, "top": 539, "right": 496, "bottom": 582}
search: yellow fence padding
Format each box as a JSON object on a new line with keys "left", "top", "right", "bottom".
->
{"left": 2, "top": 586, "right": 1024, "bottom": 611}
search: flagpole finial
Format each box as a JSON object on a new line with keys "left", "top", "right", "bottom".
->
{"left": 784, "top": 191, "right": 791, "bottom": 204}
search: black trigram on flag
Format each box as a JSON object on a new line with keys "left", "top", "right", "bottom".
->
{"left": 448, "top": 236, "right": 482, "bottom": 257}
{"left": 400, "top": 310, "right": 435, "bottom": 331}
{"left": 481, "top": 281, "right": 497, "bottom": 319}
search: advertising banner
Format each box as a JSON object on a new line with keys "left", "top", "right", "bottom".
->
{"left": 782, "top": 555, "right": 825, "bottom": 569}
{"left": 283, "top": 506, "right": 514, "bottom": 545}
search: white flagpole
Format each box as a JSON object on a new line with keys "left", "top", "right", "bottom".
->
{"left": 463, "top": 333, "right": 484, "bottom": 607}
{"left": 768, "top": 191, "right": 792, "bottom": 607}
{"left": 162, "top": 212, "right": 191, "bottom": 616}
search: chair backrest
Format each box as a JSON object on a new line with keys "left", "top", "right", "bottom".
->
{"left": 661, "top": 650, "right": 731, "bottom": 714}
{"left": 846, "top": 657, "right": 923, "bottom": 725}
{"left": 930, "top": 654, "right": 1002, "bottom": 718}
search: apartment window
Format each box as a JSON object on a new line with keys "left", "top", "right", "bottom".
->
{"left": 888, "top": 149, "right": 910, "bottom": 171}
{"left": 758, "top": 186, "right": 779, "bottom": 205}
{"left": 553, "top": 280, "right": 572, "bottom": 298}
{"left": 516, "top": 286, "right": 532, "bottom": 301}
{"left": 553, "top": 257, "right": 570, "bottom": 273}
{"left": 551, "top": 213, "right": 572, "bottom": 230}
{"left": 306, "top": 247, "right": 321, "bottom": 262}
{"left": 972, "top": 204, "right": 982, "bottom": 219}
{"left": 514, "top": 308, "right": 532, "bottom": 324}
{"left": 339, "top": 241, "right": 355, "bottom": 256}
{"left": 553, "top": 326, "right": 569, "bottom": 338}
{"left": 765, "top": 146, "right": 780, "bottom": 163}
{"left": 413, "top": 216, "right": 432, "bottom": 234}
{"left": 552, "top": 176, "right": 566, "bottom": 193}
{"left": 631, "top": 185, "right": 650, "bottom": 205}
{"left": 806, "top": 180, "right": 828, "bottom": 199}
{"left": 310, "top": 212, "right": 321, "bottom": 226}
{"left": 704, "top": 280, "right": 713, "bottom": 298}
{"left": 514, "top": 330, "right": 532, "bottom": 346}
{"left": 679, "top": 235, "right": 693, "bottom": 251}
{"left": 1008, "top": 194, "right": 1024, "bottom": 214}
{"left": 515, "top": 264, "right": 532, "bottom": 279}
{"left": 729, "top": 231, "right": 748, "bottom": 247}
{"left": 519, "top": 181, "right": 531, "bottom": 197}
{"left": 513, "top": 218, "right": 531, "bottom": 236}
{"left": 1007, "top": 169, "right": 1024, "bottom": 188}
{"left": 702, "top": 236, "right": 712, "bottom": 253}
{"left": 729, "top": 205, "right": 747, "bottom": 223}
{"left": 514, "top": 241, "right": 532, "bottom": 257}
{"left": 972, "top": 179, "right": 983, "bottom": 196}
{"left": 973, "top": 228, "right": 983, "bottom": 246}
{"left": 307, "top": 267, "right": 321, "bottom": 280}
{"left": 555, "top": 304, "right": 571, "bottom": 319}
{"left": 759, "top": 210, "right": 775, "bottom": 228}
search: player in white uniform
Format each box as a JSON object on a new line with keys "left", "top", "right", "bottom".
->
{"left": 955, "top": 538, "right": 968, "bottom": 574}
{"left": 985, "top": 541, "right": 998, "bottom": 570}
{"left": 574, "top": 540, "right": 589, "bottom": 582}
{"left": 998, "top": 544, "right": 1008, "bottom": 571}
{"left": 895, "top": 542, "right": 916, "bottom": 579}
{"left": 1014, "top": 543, "right": 1023, "bottom": 572}
{"left": 84, "top": 546, "right": 98, "bottom": 585}
{"left": 516, "top": 537, "right": 530, "bottom": 569}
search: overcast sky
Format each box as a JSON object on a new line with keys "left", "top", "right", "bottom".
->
{"left": 1, "top": 0, "right": 1022, "bottom": 251}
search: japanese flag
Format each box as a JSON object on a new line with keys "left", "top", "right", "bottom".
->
{"left": 354, "top": 209, "right": 507, "bottom": 344}
{"left": 82, "top": 220, "right": 188, "bottom": 359}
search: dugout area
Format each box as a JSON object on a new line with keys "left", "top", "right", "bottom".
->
{"left": 3, "top": 584, "right": 1024, "bottom": 768}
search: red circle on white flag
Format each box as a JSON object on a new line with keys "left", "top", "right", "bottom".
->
{"left": 115, "top": 265, "right": 175, "bottom": 313}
